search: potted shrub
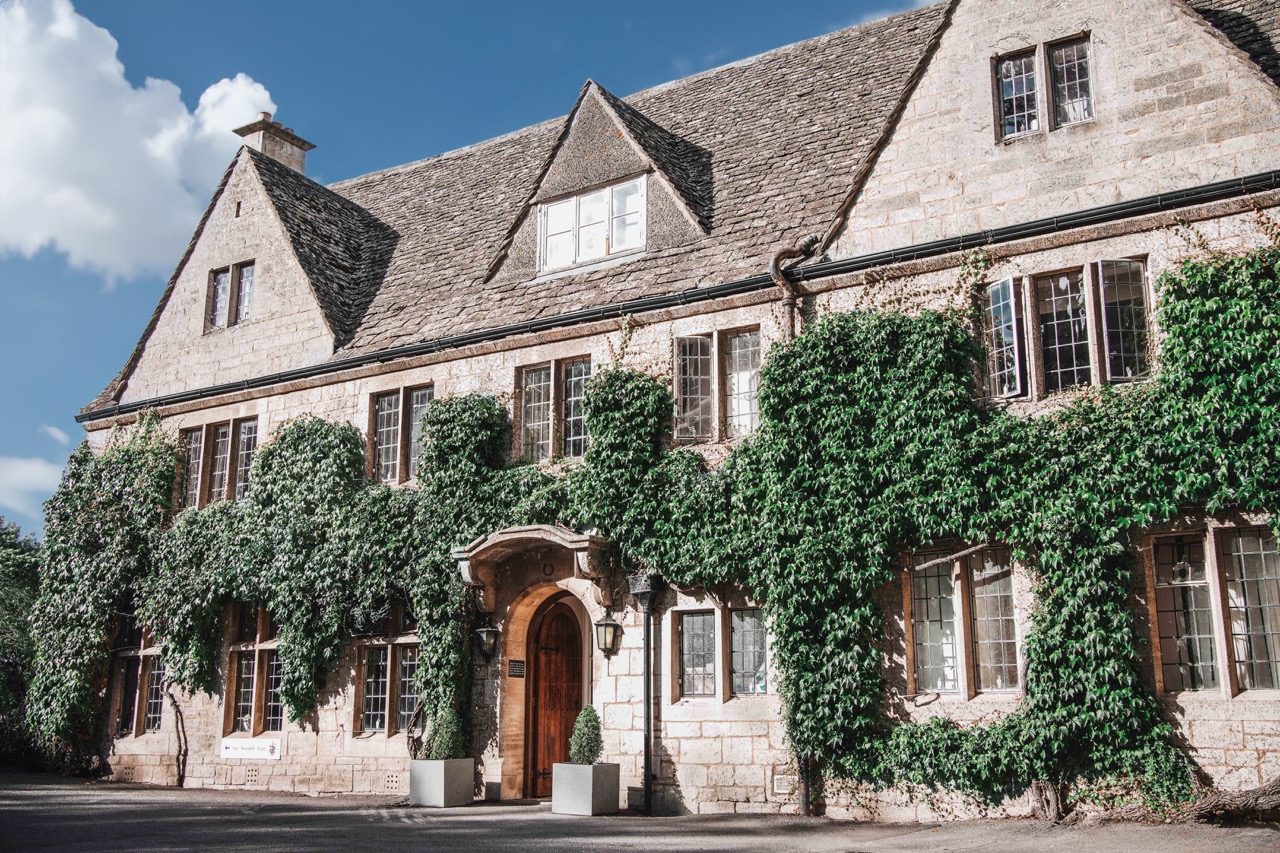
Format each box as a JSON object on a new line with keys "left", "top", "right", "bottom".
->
{"left": 552, "top": 705, "right": 619, "bottom": 815}
{"left": 408, "top": 704, "right": 474, "bottom": 807}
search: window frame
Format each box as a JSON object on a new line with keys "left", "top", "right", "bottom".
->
{"left": 537, "top": 176, "right": 647, "bottom": 274}
{"left": 1144, "top": 518, "right": 1280, "bottom": 698}
{"left": 729, "top": 607, "right": 769, "bottom": 696}
{"left": 180, "top": 416, "right": 260, "bottom": 509}
{"left": 673, "top": 326, "right": 764, "bottom": 444}
{"left": 512, "top": 357, "right": 593, "bottom": 463}
{"left": 991, "top": 33, "right": 1096, "bottom": 143}
{"left": 993, "top": 48, "right": 1041, "bottom": 142}
{"left": 206, "top": 260, "right": 256, "bottom": 332}
{"left": 367, "top": 383, "right": 436, "bottom": 484}
{"left": 222, "top": 604, "right": 283, "bottom": 738}
{"left": 1047, "top": 34, "right": 1095, "bottom": 130}
{"left": 112, "top": 616, "right": 165, "bottom": 738}
{"left": 902, "top": 544, "right": 1023, "bottom": 700}
{"left": 676, "top": 610, "right": 718, "bottom": 700}
{"left": 351, "top": 604, "right": 421, "bottom": 737}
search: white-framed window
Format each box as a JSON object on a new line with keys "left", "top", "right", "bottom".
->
{"left": 538, "top": 176, "right": 645, "bottom": 272}
{"left": 982, "top": 279, "right": 1024, "bottom": 399}
{"left": 207, "top": 261, "right": 255, "bottom": 330}
{"left": 370, "top": 385, "right": 435, "bottom": 483}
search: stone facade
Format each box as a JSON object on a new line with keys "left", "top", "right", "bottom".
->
{"left": 82, "top": 0, "right": 1279, "bottom": 820}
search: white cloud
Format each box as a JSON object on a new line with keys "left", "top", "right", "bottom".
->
{"left": 0, "top": 0, "right": 275, "bottom": 283}
{"left": 39, "top": 425, "right": 70, "bottom": 446}
{"left": 0, "top": 456, "right": 64, "bottom": 524}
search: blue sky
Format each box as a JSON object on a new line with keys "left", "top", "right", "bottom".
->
{"left": 0, "top": 0, "right": 925, "bottom": 533}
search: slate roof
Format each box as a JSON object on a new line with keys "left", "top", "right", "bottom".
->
{"left": 85, "top": 0, "right": 1280, "bottom": 414}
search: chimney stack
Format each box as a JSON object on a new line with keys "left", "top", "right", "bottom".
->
{"left": 234, "top": 111, "right": 316, "bottom": 174}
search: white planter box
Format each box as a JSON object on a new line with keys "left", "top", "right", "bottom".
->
{"left": 409, "top": 758, "right": 474, "bottom": 808}
{"left": 551, "top": 763, "right": 620, "bottom": 816}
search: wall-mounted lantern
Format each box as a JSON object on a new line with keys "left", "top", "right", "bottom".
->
{"left": 594, "top": 612, "right": 621, "bottom": 658}
{"left": 475, "top": 615, "right": 500, "bottom": 662}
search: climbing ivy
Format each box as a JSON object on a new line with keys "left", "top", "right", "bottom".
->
{"left": 27, "top": 244, "right": 1278, "bottom": 813}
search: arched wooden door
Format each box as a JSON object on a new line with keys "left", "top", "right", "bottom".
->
{"left": 526, "top": 599, "right": 584, "bottom": 797}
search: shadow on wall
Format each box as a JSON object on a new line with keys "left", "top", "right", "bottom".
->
{"left": 1194, "top": 7, "right": 1280, "bottom": 86}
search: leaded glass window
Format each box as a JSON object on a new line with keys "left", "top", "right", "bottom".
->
{"left": 143, "top": 660, "right": 166, "bottom": 733}
{"left": 983, "top": 279, "right": 1024, "bottom": 398}
{"left": 912, "top": 555, "right": 958, "bottom": 692}
{"left": 675, "top": 336, "right": 713, "bottom": 441}
{"left": 997, "top": 51, "right": 1039, "bottom": 138}
{"left": 724, "top": 331, "right": 761, "bottom": 438}
{"left": 263, "top": 651, "right": 284, "bottom": 732}
{"left": 1154, "top": 536, "right": 1217, "bottom": 691}
{"left": 1223, "top": 529, "right": 1280, "bottom": 690}
{"left": 234, "top": 419, "right": 258, "bottom": 500}
{"left": 232, "top": 653, "right": 256, "bottom": 733}
{"left": 373, "top": 391, "right": 401, "bottom": 483}
{"left": 210, "top": 269, "right": 231, "bottom": 328}
{"left": 520, "top": 365, "right": 553, "bottom": 461}
{"left": 1050, "top": 39, "right": 1093, "bottom": 126}
{"left": 208, "top": 424, "right": 231, "bottom": 503}
{"left": 181, "top": 428, "right": 203, "bottom": 509}
{"left": 562, "top": 358, "right": 591, "bottom": 458}
{"left": 731, "top": 609, "right": 767, "bottom": 694}
{"left": 236, "top": 263, "right": 255, "bottom": 323}
{"left": 1099, "top": 260, "right": 1150, "bottom": 383}
{"left": 362, "top": 646, "right": 389, "bottom": 732}
{"left": 680, "top": 612, "right": 716, "bottom": 697}
{"left": 118, "top": 658, "right": 140, "bottom": 735}
{"left": 969, "top": 548, "right": 1019, "bottom": 691}
{"left": 1036, "top": 270, "right": 1091, "bottom": 393}
{"left": 398, "top": 646, "right": 420, "bottom": 732}
{"left": 406, "top": 386, "right": 434, "bottom": 479}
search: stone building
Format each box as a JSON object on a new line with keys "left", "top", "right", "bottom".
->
{"left": 78, "top": 0, "right": 1279, "bottom": 818}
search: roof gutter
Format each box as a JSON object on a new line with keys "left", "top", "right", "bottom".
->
{"left": 77, "top": 169, "right": 1280, "bottom": 424}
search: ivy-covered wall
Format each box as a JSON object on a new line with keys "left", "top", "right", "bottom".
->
{"left": 27, "top": 246, "right": 1278, "bottom": 812}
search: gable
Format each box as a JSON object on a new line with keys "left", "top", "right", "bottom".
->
{"left": 113, "top": 150, "right": 337, "bottom": 406}
{"left": 828, "top": 0, "right": 1280, "bottom": 258}
{"left": 488, "top": 83, "right": 706, "bottom": 284}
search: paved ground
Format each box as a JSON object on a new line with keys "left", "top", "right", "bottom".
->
{"left": 1, "top": 771, "right": 1277, "bottom": 853}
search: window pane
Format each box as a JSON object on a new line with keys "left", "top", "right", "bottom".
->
{"left": 398, "top": 646, "right": 420, "bottom": 732}
{"left": 1036, "top": 270, "right": 1091, "bottom": 392}
{"left": 969, "top": 548, "right": 1018, "bottom": 691}
{"left": 544, "top": 231, "right": 574, "bottom": 270}
{"left": 1051, "top": 39, "right": 1093, "bottom": 126}
{"left": 680, "top": 612, "right": 716, "bottom": 697}
{"left": 521, "top": 365, "right": 553, "bottom": 461}
{"left": 675, "top": 337, "right": 713, "bottom": 441}
{"left": 234, "top": 419, "right": 258, "bottom": 500}
{"left": 118, "top": 658, "right": 140, "bottom": 735}
{"left": 912, "top": 555, "right": 958, "bottom": 692}
{"left": 578, "top": 189, "right": 607, "bottom": 227}
{"left": 562, "top": 358, "right": 591, "bottom": 458}
{"left": 263, "top": 651, "right": 284, "bottom": 732}
{"left": 374, "top": 391, "right": 401, "bottom": 483}
{"left": 731, "top": 609, "right": 767, "bottom": 694}
{"left": 406, "top": 387, "right": 434, "bottom": 480}
{"left": 236, "top": 263, "right": 255, "bottom": 323}
{"left": 208, "top": 425, "right": 232, "bottom": 503}
{"left": 983, "top": 279, "right": 1023, "bottom": 398}
{"left": 1154, "top": 536, "right": 1217, "bottom": 691}
{"left": 210, "top": 270, "right": 231, "bottom": 327}
{"left": 362, "top": 646, "right": 389, "bottom": 732}
{"left": 143, "top": 660, "right": 166, "bottom": 733}
{"left": 1100, "top": 260, "right": 1150, "bottom": 383}
{"left": 544, "top": 199, "right": 574, "bottom": 235}
{"left": 998, "top": 52, "right": 1039, "bottom": 138}
{"left": 611, "top": 212, "right": 644, "bottom": 253}
{"left": 612, "top": 179, "right": 643, "bottom": 216}
{"left": 233, "top": 653, "right": 256, "bottom": 733}
{"left": 577, "top": 220, "right": 607, "bottom": 263}
{"left": 181, "top": 429, "right": 204, "bottom": 509}
{"left": 1223, "top": 529, "right": 1280, "bottom": 690}
{"left": 724, "top": 331, "right": 761, "bottom": 438}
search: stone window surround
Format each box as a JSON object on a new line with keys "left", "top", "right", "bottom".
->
{"left": 511, "top": 356, "right": 592, "bottom": 463}
{"left": 1141, "top": 513, "right": 1280, "bottom": 699}
{"left": 900, "top": 543, "right": 1026, "bottom": 701}
{"left": 980, "top": 255, "right": 1153, "bottom": 403}
{"left": 665, "top": 596, "right": 773, "bottom": 705}
{"left": 990, "top": 31, "right": 1096, "bottom": 144}
{"left": 180, "top": 416, "right": 259, "bottom": 510}
{"left": 111, "top": 616, "right": 165, "bottom": 738}
{"left": 673, "top": 324, "right": 764, "bottom": 445}
{"left": 221, "top": 604, "right": 282, "bottom": 739}
{"left": 365, "top": 383, "right": 436, "bottom": 484}
{"left": 350, "top": 604, "right": 420, "bottom": 738}
{"left": 204, "top": 259, "right": 256, "bottom": 333}
{"left": 536, "top": 174, "right": 647, "bottom": 274}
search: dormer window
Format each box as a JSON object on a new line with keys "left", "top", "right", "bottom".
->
{"left": 538, "top": 176, "right": 645, "bottom": 273}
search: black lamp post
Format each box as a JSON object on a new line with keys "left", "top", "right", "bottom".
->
{"left": 475, "top": 615, "right": 500, "bottom": 662}
{"left": 594, "top": 612, "right": 621, "bottom": 658}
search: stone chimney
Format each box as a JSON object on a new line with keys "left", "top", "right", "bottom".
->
{"left": 233, "top": 112, "right": 316, "bottom": 174}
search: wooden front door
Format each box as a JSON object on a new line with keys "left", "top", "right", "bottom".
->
{"left": 527, "top": 600, "right": 583, "bottom": 797}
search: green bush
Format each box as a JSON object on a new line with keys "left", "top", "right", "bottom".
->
{"left": 569, "top": 705, "right": 603, "bottom": 765}
{"left": 426, "top": 704, "right": 466, "bottom": 761}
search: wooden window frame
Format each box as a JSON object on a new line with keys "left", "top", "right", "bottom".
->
{"left": 672, "top": 325, "right": 763, "bottom": 445}
{"left": 180, "top": 417, "right": 260, "bottom": 509}
{"left": 512, "top": 358, "right": 592, "bottom": 463}
{"left": 351, "top": 604, "right": 421, "bottom": 737}
{"left": 112, "top": 623, "right": 163, "bottom": 738}
{"left": 367, "top": 383, "right": 437, "bottom": 484}
{"left": 1046, "top": 33, "right": 1095, "bottom": 131}
{"left": 674, "top": 609, "right": 718, "bottom": 701}
{"left": 205, "top": 259, "right": 256, "bottom": 333}
{"left": 221, "top": 605, "right": 281, "bottom": 738}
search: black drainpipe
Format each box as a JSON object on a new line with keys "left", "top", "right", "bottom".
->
{"left": 628, "top": 573, "right": 666, "bottom": 816}
{"left": 769, "top": 234, "right": 820, "bottom": 342}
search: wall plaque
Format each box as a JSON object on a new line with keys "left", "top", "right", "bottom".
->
{"left": 508, "top": 659, "right": 525, "bottom": 678}
{"left": 220, "top": 738, "right": 282, "bottom": 760}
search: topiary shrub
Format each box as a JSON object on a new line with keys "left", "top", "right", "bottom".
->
{"left": 568, "top": 705, "right": 603, "bottom": 765}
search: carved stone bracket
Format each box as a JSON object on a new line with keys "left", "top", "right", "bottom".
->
{"left": 452, "top": 524, "right": 611, "bottom": 613}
